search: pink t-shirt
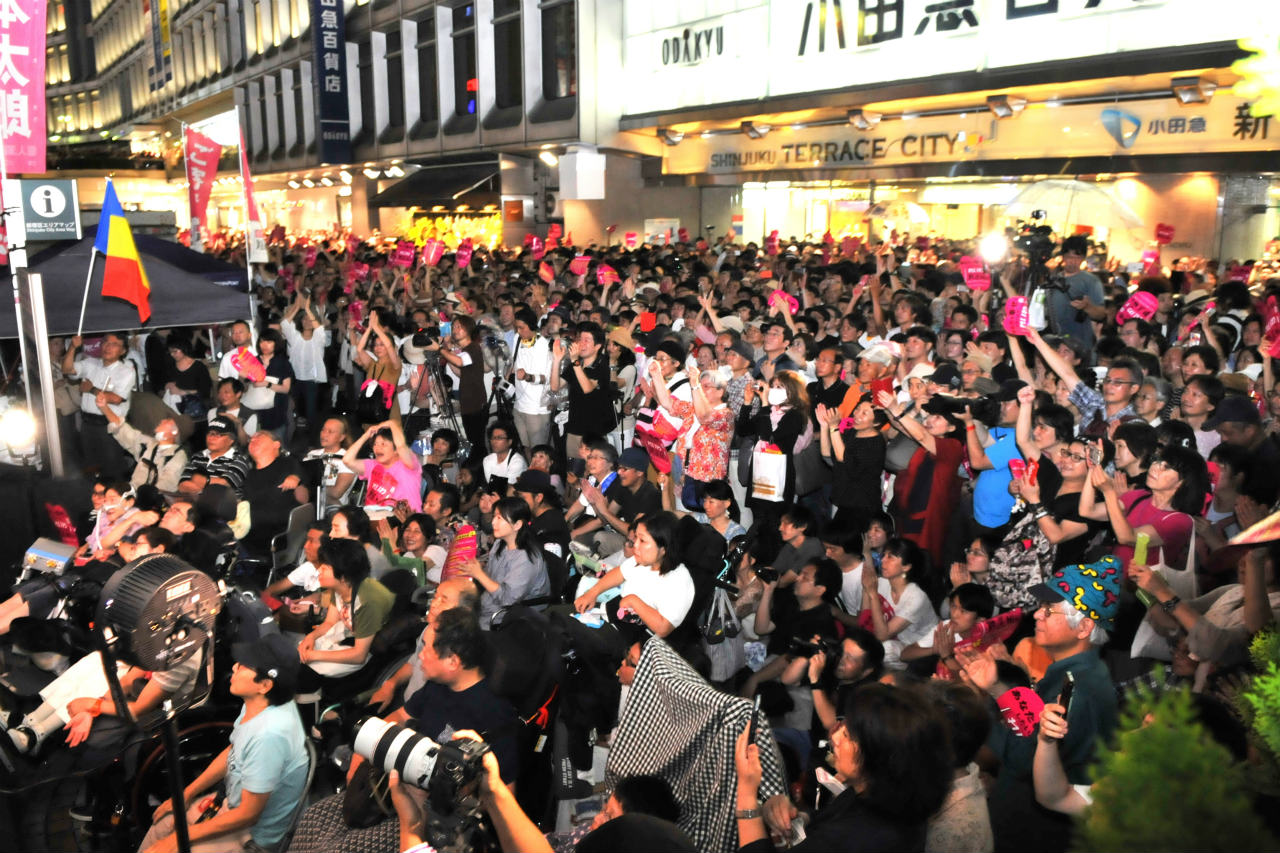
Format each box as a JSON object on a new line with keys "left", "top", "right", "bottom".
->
{"left": 362, "top": 457, "right": 423, "bottom": 512}
{"left": 1116, "top": 490, "right": 1193, "bottom": 570}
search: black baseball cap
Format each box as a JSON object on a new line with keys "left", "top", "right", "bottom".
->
{"left": 207, "top": 415, "right": 236, "bottom": 434}
{"left": 232, "top": 634, "right": 300, "bottom": 694}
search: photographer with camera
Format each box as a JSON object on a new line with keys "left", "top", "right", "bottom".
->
{"left": 292, "top": 608, "right": 520, "bottom": 853}
{"left": 780, "top": 626, "right": 885, "bottom": 736}
{"left": 425, "top": 315, "right": 488, "bottom": 455}
{"left": 1045, "top": 235, "right": 1106, "bottom": 349}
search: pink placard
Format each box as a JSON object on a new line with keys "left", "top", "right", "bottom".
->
{"left": 455, "top": 239, "right": 473, "bottom": 268}
{"left": 677, "top": 227, "right": 689, "bottom": 242}
{"left": 2, "top": 0, "right": 48, "bottom": 174}
{"left": 531, "top": 236, "right": 545, "bottom": 259}
{"left": 765, "top": 230, "right": 780, "bottom": 256}
{"left": 997, "top": 687, "right": 1045, "bottom": 737}
{"left": 391, "top": 240, "right": 416, "bottom": 267}
{"left": 840, "top": 236, "right": 861, "bottom": 256}
{"left": 597, "top": 265, "right": 620, "bottom": 286}
{"left": 1227, "top": 264, "right": 1253, "bottom": 283}
{"left": 1116, "top": 291, "right": 1159, "bottom": 323}
{"left": 1155, "top": 222, "right": 1175, "bottom": 245}
{"left": 958, "top": 256, "right": 991, "bottom": 291}
{"left": 441, "top": 525, "right": 479, "bottom": 581}
{"left": 422, "top": 239, "right": 444, "bottom": 267}
{"left": 1003, "top": 295, "right": 1030, "bottom": 336}
{"left": 569, "top": 255, "right": 590, "bottom": 276}
{"left": 539, "top": 261, "right": 555, "bottom": 284}
{"left": 305, "top": 246, "right": 318, "bottom": 268}
{"left": 624, "top": 232, "right": 638, "bottom": 248}
{"left": 1140, "top": 248, "right": 1160, "bottom": 273}
{"left": 346, "top": 234, "right": 361, "bottom": 255}
{"left": 230, "top": 347, "right": 266, "bottom": 383}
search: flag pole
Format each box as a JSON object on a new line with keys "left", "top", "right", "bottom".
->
{"left": 76, "top": 251, "right": 98, "bottom": 337}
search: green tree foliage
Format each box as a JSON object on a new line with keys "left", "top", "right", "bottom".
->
{"left": 1076, "top": 687, "right": 1272, "bottom": 852}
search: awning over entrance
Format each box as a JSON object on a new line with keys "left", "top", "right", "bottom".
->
{"left": 370, "top": 158, "right": 501, "bottom": 209}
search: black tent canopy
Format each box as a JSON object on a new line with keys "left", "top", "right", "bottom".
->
{"left": 0, "top": 236, "right": 253, "bottom": 338}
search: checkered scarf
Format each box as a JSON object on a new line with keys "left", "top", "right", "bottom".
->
{"left": 606, "top": 639, "right": 787, "bottom": 853}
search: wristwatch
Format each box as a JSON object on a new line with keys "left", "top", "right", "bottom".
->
{"left": 1159, "top": 595, "right": 1181, "bottom": 614}
{"left": 735, "top": 806, "right": 762, "bottom": 820}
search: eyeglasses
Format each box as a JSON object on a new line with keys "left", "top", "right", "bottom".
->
{"left": 491, "top": 434, "right": 510, "bottom": 442}
{"left": 1036, "top": 602, "right": 1070, "bottom": 618}
{"left": 964, "top": 547, "right": 988, "bottom": 558}
{"left": 1058, "top": 449, "right": 1087, "bottom": 463}
{"left": 1103, "top": 377, "right": 1137, "bottom": 386}
{"left": 587, "top": 453, "right": 609, "bottom": 461}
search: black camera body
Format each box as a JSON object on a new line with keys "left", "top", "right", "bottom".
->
{"left": 788, "top": 635, "right": 840, "bottom": 659}
{"left": 1013, "top": 224, "right": 1055, "bottom": 263}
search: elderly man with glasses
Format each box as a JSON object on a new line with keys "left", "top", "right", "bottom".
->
{"left": 960, "top": 559, "right": 1121, "bottom": 853}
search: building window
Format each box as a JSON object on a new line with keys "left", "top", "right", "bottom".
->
{"left": 452, "top": 3, "right": 476, "bottom": 118}
{"left": 413, "top": 12, "right": 438, "bottom": 128}
{"left": 541, "top": 0, "right": 575, "bottom": 100}
{"left": 382, "top": 27, "right": 404, "bottom": 133}
{"left": 493, "top": 0, "right": 521, "bottom": 109}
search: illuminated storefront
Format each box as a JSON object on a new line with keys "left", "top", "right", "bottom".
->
{"left": 588, "top": 0, "right": 1275, "bottom": 261}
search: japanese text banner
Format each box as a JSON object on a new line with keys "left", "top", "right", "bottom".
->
{"left": 184, "top": 126, "right": 221, "bottom": 253}
{"left": 1, "top": 0, "right": 47, "bottom": 175}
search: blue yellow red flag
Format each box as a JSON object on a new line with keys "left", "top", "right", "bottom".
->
{"left": 94, "top": 180, "right": 151, "bottom": 323}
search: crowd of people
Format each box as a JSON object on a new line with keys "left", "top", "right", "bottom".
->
{"left": 4, "top": 225, "right": 1280, "bottom": 852}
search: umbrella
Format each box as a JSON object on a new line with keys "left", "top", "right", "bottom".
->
{"left": 1004, "top": 179, "right": 1144, "bottom": 232}
{"left": 0, "top": 236, "right": 253, "bottom": 338}
{"left": 867, "top": 201, "right": 929, "bottom": 224}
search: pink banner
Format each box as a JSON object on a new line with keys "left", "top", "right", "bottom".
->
{"left": 238, "top": 127, "right": 267, "bottom": 263}
{"left": 184, "top": 126, "right": 221, "bottom": 252}
{"left": 0, "top": 0, "right": 47, "bottom": 174}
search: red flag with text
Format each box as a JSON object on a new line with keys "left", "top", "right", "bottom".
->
{"left": 184, "top": 126, "right": 221, "bottom": 253}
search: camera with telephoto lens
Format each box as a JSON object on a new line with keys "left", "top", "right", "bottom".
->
{"left": 354, "top": 717, "right": 496, "bottom": 852}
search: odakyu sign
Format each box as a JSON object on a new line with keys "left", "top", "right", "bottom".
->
{"left": 664, "top": 95, "right": 1276, "bottom": 175}
{"left": 621, "top": 0, "right": 1265, "bottom": 116}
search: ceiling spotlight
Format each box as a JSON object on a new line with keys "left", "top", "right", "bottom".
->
{"left": 658, "top": 128, "right": 685, "bottom": 146}
{"left": 1171, "top": 76, "right": 1216, "bottom": 105}
{"left": 320, "top": 177, "right": 334, "bottom": 186}
{"left": 287, "top": 179, "right": 300, "bottom": 189}
{"left": 847, "top": 109, "right": 882, "bottom": 131}
{"left": 339, "top": 170, "right": 353, "bottom": 184}
{"left": 363, "top": 168, "right": 380, "bottom": 179}
{"left": 302, "top": 178, "right": 315, "bottom": 188}
{"left": 986, "top": 95, "right": 1027, "bottom": 119}
{"left": 740, "top": 121, "right": 771, "bottom": 139}
{"left": 538, "top": 150, "right": 559, "bottom": 167}
{"left": 385, "top": 165, "right": 405, "bottom": 178}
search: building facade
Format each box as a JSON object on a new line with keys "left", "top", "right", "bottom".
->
{"left": 42, "top": 0, "right": 1277, "bottom": 261}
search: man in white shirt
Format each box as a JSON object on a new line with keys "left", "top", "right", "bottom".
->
{"left": 510, "top": 308, "right": 554, "bottom": 449}
{"left": 62, "top": 332, "right": 136, "bottom": 479}
{"left": 217, "top": 320, "right": 256, "bottom": 379}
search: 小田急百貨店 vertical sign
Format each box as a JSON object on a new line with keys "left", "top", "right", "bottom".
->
{"left": 311, "top": 0, "right": 352, "bottom": 164}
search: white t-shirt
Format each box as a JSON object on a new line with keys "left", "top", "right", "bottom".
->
{"left": 286, "top": 560, "right": 321, "bottom": 592}
{"left": 483, "top": 451, "right": 528, "bottom": 486}
{"left": 838, "top": 561, "right": 866, "bottom": 616}
{"left": 875, "top": 578, "right": 938, "bottom": 647}
{"left": 619, "top": 556, "right": 696, "bottom": 630}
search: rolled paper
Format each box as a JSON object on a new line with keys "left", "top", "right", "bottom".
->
{"left": 1133, "top": 531, "right": 1150, "bottom": 567}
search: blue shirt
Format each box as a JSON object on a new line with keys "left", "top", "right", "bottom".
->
{"left": 227, "top": 701, "right": 309, "bottom": 847}
{"left": 973, "top": 426, "right": 1020, "bottom": 528}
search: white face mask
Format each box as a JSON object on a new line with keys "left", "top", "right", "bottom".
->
{"left": 767, "top": 387, "right": 788, "bottom": 406}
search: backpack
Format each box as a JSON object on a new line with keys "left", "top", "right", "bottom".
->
{"left": 986, "top": 511, "right": 1057, "bottom": 611}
